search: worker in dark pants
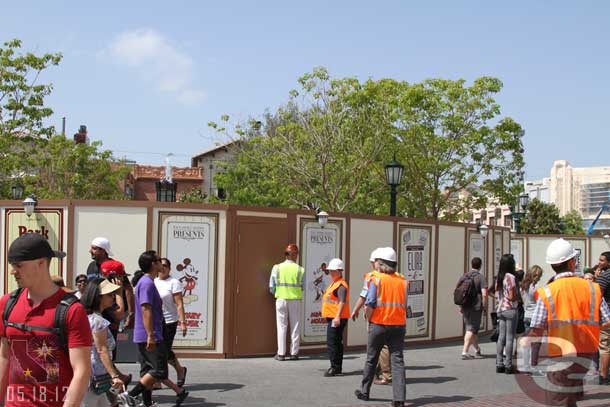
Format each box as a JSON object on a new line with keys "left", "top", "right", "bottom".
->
{"left": 321, "top": 258, "right": 350, "bottom": 377}
{"left": 355, "top": 247, "right": 408, "bottom": 407}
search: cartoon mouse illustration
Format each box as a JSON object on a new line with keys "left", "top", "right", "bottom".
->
{"left": 177, "top": 258, "right": 199, "bottom": 296}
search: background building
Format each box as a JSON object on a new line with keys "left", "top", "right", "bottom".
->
{"left": 191, "top": 141, "right": 239, "bottom": 200}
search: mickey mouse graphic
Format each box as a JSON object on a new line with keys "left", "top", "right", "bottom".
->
{"left": 177, "top": 258, "right": 199, "bottom": 297}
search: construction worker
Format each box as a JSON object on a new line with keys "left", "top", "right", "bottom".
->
{"left": 269, "top": 243, "right": 304, "bottom": 361}
{"left": 350, "top": 248, "right": 380, "bottom": 321}
{"left": 321, "top": 258, "right": 350, "bottom": 377}
{"left": 526, "top": 238, "right": 610, "bottom": 407}
{"left": 355, "top": 247, "right": 408, "bottom": 407}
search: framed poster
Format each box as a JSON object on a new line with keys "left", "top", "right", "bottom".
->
{"left": 4, "top": 208, "right": 64, "bottom": 293}
{"left": 399, "top": 225, "right": 432, "bottom": 338}
{"left": 158, "top": 212, "right": 217, "bottom": 349}
{"left": 510, "top": 238, "right": 524, "bottom": 271}
{"left": 468, "top": 231, "right": 486, "bottom": 273}
{"left": 494, "top": 232, "right": 503, "bottom": 277}
{"left": 300, "top": 218, "right": 342, "bottom": 343}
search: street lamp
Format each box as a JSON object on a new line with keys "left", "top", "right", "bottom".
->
{"left": 385, "top": 156, "right": 404, "bottom": 217}
{"left": 477, "top": 223, "right": 489, "bottom": 239}
{"left": 510, "top": 192, "right": 530, "bottom": 234}
{"left": 316, "top": 210, "right": 329, "bottom": 228}
{"left": 22, "top": 195, "right": 37, "bottom": 217}
{"left": 11, "top": 184, "right": 24, "bottom": 200}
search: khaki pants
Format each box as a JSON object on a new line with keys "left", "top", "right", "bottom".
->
{"left": 376, "top": 346, "right": 392, "bottom": 381}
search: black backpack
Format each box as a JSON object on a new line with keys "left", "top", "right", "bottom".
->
{"left": 2, "top": 288, "right": 79, "bottom": 351}
{"left": 453, "top": 273, "right": 478, "bottom": 306}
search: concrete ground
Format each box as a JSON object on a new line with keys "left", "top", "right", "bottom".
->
{"left": 117, "top": 339, "right": 610, "bottom": 407}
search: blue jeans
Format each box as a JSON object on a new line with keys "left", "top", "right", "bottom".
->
{"left": 496, "top": 309, "right": 518, "bottom": 368}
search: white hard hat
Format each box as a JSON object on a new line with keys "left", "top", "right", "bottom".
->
{"left": 376, "top": 247, "right": 397, "bottom": 263}
{"left": 369, "top": 248, "right": 381, "bottom": 262}
{"left": 327, "top": 258, "right": 345, "bottom": 271}
{"left": 546, "top": 238, "right": 579, "bottom": 265}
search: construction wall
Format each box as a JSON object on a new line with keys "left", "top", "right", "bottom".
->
{"left": 0, "top": 199, "right": 510, "bottom": 357}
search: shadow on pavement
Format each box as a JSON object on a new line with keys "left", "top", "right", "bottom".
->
{"left": 337, "top": 370, "right": 363, "bottom": 376}
{"left": 153, "top": 394, "right": 225, "bottom": 407}
{"left": 406, "top": 395, "right": 472, "bottom": 406}
{"left": 177, "top": 382, "right": 245, "bottom": 392}
{"left": 406, "top": 376, "right": 457, "bottom": 384}
{"left": 405, "top": 365, "right": 444, "bottom": 370}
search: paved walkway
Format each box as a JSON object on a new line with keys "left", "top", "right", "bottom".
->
{"left": 116, "top": 340, "right": 610, "bottom": 407}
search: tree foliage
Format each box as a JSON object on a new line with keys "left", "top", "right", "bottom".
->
{"left": 560, "top": 210, "right": 585, "bottom": 235}
{"left": 212, "top": 68, "right": 524, "bottom": 218}
{"left": 520, "top": 199, "right": 562, "bottom": 234}
{"left": 0, "top": 40, "right": 128, "bottom": 200}
{"left": 179, "top": 187, "right": 206, "bottom": 203}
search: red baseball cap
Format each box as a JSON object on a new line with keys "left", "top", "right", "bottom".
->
{"left": 100, "top": 259, "right": 126, "bottom": 276}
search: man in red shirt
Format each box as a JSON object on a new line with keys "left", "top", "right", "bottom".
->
{"left": 0, "top": 233, "right": 92, "bottom": 407}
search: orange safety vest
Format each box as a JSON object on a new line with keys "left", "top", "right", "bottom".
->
{"left": 321, "top": 279, "right": 350, "bottom": 319}
{"left": 536, "top": 277, "right": 602, "bottom": 357}
{"left": 369, "top": 272, "right": 408, "bottom": 326}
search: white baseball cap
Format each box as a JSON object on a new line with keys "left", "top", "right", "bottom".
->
{"left": 327, "top": 258, "right": 345, "bottom": 271}
{"left": 91, "top": 237, "right": 113, "bottom": 257}
{"left": 376, "top": 247, "right": 397, "bottom": 263}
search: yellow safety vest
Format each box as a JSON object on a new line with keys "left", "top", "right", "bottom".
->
{"left": 272, "top": 262, "right": 304, "bottom": 300}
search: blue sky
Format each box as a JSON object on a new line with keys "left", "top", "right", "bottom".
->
{"left": 2, "top": 1, "right": 609, "bottom": 180}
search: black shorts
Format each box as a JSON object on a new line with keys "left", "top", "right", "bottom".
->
{"left": 137, "top": 341, "right": 169, "bottom": 380}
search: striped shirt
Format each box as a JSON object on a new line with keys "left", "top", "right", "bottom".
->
{"left": 530, "top": 272, "right": 610, "bottom": 329}
{"left": 595, "top": 268, "right": 610, "bottom": 304}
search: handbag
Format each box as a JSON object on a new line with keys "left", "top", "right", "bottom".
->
{"left": 91, "top": 373, "right": 113, "bottom": 395}
{"left": 516, "top": 303, "right": 526, "bottom": 334}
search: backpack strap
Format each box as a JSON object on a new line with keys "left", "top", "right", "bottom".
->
{"left": 54, "top": 292, "right": 79, "bottom": 351}
{"left": 2, "top": 288, "right": 24, "bottom": 328}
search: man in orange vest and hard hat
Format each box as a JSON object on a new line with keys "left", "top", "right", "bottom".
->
{"left": 355, "top": 247, "right": 408, "bottom": 407}
{"left": 527, "top": 238, "right": 610, "bottom": 407}
{"left": 321, "top": 258, "right": 350, "bottom": 377}
{"left": 269, "top": 243, "right": 305, "bottom": 361}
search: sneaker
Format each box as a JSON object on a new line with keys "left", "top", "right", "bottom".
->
{"left": 289, "top": 355, "right": 299, "bottom": 361}
{"left": 392, "top": 402, "right": 405, "bottom": 407}
{"left": 474, "top": 349, "right": 483, "bottom": 358}
{"left": 505, "top": 366, "right": 514, "bottom": 374}
{"left": 324, "top": 368, "right": 339, "bottom": 377}
{"left": 599, "top": 376, "right": 610, "bottom": 385}
{"left": 176, "top": 389, "right": 189, "bottom": 407}
{"left": 274, "top": 354, "right": 285, "bottom": 361}
{"left": 461, "top": 353, "right": 474, "bottom": 360}
{"left": 117, "top": 392, "right": 138, "bottom": 407}
{"left": 354, "top": 389, "right": 369, "bottom": 401}
{"left": 496, "top": 366, "right": 505, "bottom": 373}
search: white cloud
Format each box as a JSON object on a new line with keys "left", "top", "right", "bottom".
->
{"left": 100, "top": 28, "right": 205, "bottom": 106}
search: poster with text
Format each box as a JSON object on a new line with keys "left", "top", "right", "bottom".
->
{"left": 400, "top": 226, "right": 431, "bottom": 338}
{"left": 4, "top": 209, "right": 64, "bottom": 293}
{"left": 494, "top": 233, "right": 502, "bottom": 276}
{"left": 159, "top": 212, "right": 217, "bottom": 348}
{"left": 301, "top": 220, "right": 341, "bottom": 343}
{"left": 510, "top": 239, "right": 524, "bottom": 272}
{"left": 469, "top": 233, "right": 485, "bottom": 275}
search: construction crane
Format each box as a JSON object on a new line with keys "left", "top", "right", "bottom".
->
{"left": 586, "top": 203, "right": 610, "bottom": 235}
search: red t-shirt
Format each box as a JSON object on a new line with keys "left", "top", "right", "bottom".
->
{"left": 0, "top": 288, "right": 92, "bottom": 407}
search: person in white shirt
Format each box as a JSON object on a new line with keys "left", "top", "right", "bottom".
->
{"left": 154, "top": 258, "right": 188, "bottom": 387}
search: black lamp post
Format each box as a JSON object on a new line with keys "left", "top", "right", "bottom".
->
{"left": 510, "top": 192, "right": 530, "bottom": 233}
{"left": 156, "top": 179, "right": 177, "bottom": 202}
{"left": 385, "top": 157, "right": 404, "bottom": 216}
{"left": 11, "top": 183, "right": 24, "bottom": 200}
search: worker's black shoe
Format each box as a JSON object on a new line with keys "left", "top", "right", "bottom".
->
{"left": 289, "top": 355, "right": 299, "bottom": 361}
{"left": 392, "top": 402, "right": 405, "bottom": 407}
{"left": 324, "top": 368, "right": 342, "bottom": 377}
{"left": 274, "top": 354, "right": 285, "bottom": 361}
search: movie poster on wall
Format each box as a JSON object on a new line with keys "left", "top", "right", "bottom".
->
{"left": 469, "top": 233, "right": 485, "bottom": 273}
{"left": 4, "top": 209, "right": 64, "bottom": 293}
{"left": 159, "top": 212, "right": 217, "bottom": 348}
{"left": 301, "top": 220, "right": 341, "bottom": 343}
{"left": 510, "top": 239, "right": 524, "bottom": 272}
{"left": 400, "top": 226, "right": 431, "bottom": 338}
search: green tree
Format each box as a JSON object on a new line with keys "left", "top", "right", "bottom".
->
{"left": 393, "top": 77, "right": 524, "bottom": 220}
{"left": 212, "top": 67, "right": 395, "bottom": 213}
{"left": 561, "top": 210, "right": 585, "bottom": 235}
{"left": 212, "top": 68, "right": 524, "bottom": 218}
{"left": 21, "top": 136, "right": 130, "bottom": 200}
{"left": 520, "top": 199, "right": 562, "bottom": 234}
